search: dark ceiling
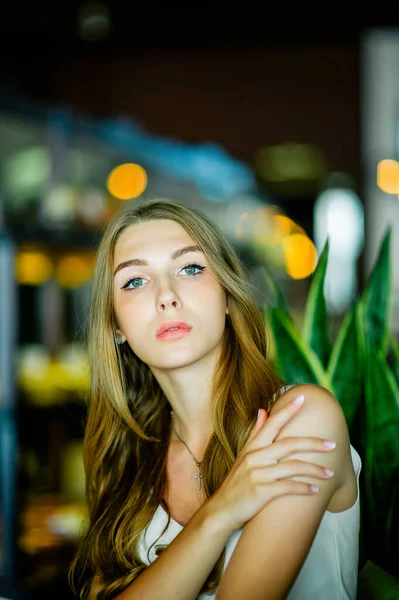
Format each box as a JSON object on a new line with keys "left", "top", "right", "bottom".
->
{"left": 2, "top": 1, "right": 399, "bottom": 55}
{"left": 0, "top": 1, "right": 394, "bottom": 185}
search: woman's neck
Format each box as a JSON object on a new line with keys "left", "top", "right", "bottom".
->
{"left": 169, "top": 413, "right": 213, "bottom": 458}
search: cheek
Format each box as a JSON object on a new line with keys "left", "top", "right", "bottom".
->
{"left": 193, "top": 285, "right": 227, "bottom": 326}
{"left": 193, "top": 278, "right": 225, "bottom": 303}
{"left": 113, "top": 293, "right": 146, "bottom": 333}
{"left": 113, "top": 292, "right": 127, "bottom": 325}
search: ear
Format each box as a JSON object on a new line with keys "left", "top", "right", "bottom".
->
{"left": 115, "top": 329, "right": 127, "bottom": 344}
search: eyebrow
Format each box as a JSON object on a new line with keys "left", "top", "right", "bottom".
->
{"left": 113, "top": 245, "right": 203, "bottom": 277}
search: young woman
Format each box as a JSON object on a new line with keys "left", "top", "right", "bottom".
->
{"left": 69, "top": 197, "right": 361, "bottom": 600}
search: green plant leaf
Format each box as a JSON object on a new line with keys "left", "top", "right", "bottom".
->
{"left": 364, "top": 339, "right": 399, "bottom": 548}
{"left": 327, "top": 300, "right": 364, "bottom": 428}
{"left": 361, "top": 228, "right": 392, "bottom": 356}
{"left": 388, "top": 334, "right": 399, "bottom": 384}
{"left": 385, "top": 480, "right": 399, "bottom": 554}
{"left": 358, "top": 561, "right": 399, "bottom": 599}
{"left": 302, "top": 240, "right": 332, "bottom": 367}
{"left": 262, "top": 269, "right": 291, "bottom": 315}
{"left": 268, "top": 307, "right": 333, "bottom": 391}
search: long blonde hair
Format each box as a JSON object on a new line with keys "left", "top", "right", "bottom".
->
{"left": 69, "top": 197, "right": 284, "bottom": 598}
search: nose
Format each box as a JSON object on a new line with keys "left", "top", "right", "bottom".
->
{"left": 156, "top": 281, "right": 182, "bottom": 312}
{"left": 159, "top": 299, "right": 179, "bottom": 311}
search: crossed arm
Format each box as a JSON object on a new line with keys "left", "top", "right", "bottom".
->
{"left": 91, "top": 384, "right": 352, "bottom": 599}
{"left": 215, "top": 383, "right": 353, "bottom": 600}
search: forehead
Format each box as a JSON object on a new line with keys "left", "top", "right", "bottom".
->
{"left": 114, "top": 219, "right": 195, "bottom": 262}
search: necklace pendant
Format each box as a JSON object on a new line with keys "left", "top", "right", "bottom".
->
{"left": 193, "top": 464, "right": 203, "bottom": 491}
{"left": 170, "top": 417, "right": 204, "bottom": 491}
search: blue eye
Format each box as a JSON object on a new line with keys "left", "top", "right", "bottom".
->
{"left": 122, "top": 277, "right": 145, "bottom": 290}
{"left": 181, "top": 263, "right": 205, "bottom": 276}
{"left": 121, "top": 263, "right": 205, "bottom": 290}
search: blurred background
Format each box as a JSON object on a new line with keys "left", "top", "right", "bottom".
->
{"left": 1, "top": 2, "right": 399, "bottom": 598}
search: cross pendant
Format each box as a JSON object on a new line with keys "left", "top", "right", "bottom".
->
{"left": 193, "top": 465, "right": 203, "bottom": 491}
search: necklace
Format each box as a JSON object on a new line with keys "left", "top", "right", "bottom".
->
{"left": 170, "top": 410, "right": 204, "bottom": 491}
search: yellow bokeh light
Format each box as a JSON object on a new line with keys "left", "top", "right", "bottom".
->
{"left": 107, "top": 163, "right": 148, "bottom": 200}
{"left": 282, "top": 234, "right": 318, "bottom": 279}
{"left": 251, "top": 209, "right": 305, "bottom": 249}
{"left": 56, "top": 255, "right": 95, "bottom": 289}
{"left": 16, "top": 251, "right": 53, "bottom": 285}
{"left": 377, "top": 159, "right": 399, "bottom": 194}
{"left": 272, "top": 215, "right": 306, "bottom": 238}
{"left": 273, "top": 214, "right": 292, "bottom": 237}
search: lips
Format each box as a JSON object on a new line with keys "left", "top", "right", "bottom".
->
{"left": 156, "top": 321, "right": 193, "bottom": 338}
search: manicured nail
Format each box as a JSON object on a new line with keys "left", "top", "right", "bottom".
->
{"left": 323, "top": 440, "right": 336, "bottom": 449}
{"left": 292, "top": 394, "right": 305, "bottom": 405}
{"left": 257, "top": 409, "right": 261, "bottom": 418}
{"left": 324, "top": 468, "right": 334, "bottom": 477}
{"left": 310, "top": 485, "right": 319, "bottom": 493}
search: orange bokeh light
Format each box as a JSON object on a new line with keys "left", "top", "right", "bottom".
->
{"left": 56, "top": 255, "right": 95, "bottom": 288}
{"left": 377, "top": 159, "right": 399, "bottom": 194}
{"left": 273, "top": 214, "right": 306, "bottom": 238}
{"left": 282, "top": 234, "right": 318, "bottom": 279}
{"left": 107, "top": 163, "right": 148, "bottom": 200}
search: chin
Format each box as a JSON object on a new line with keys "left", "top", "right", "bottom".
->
{"left": 149, "top": 347, "right": 205, "bottom": 369}
{"left": 154, "top": 355, "right": 199, "bottom": 370}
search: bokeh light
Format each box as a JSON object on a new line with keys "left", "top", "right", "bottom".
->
{"left": 41, "top": 185, "right": 77, "bottom": 224}
{"left": 77, "top": 1, "right": 111, "bottom": 41}
{"left": 55, "top": 254, "right": 95, "bottom": 289}
{"left": 250, "top": 208, "right": 305, "bottom": 249}
{"left": 377, "top": 159, "right": 399, "bottom": 194}
{"left": 314, "top": 188, "right": 364, "bottom": 260}
{"left": 255, "top": 142, "right": 328, "bottom": 182}
{"left": 106, "top": 163, "right": 148, "bottom": 200}
{"left": 238, "top": 204, "right": 316, "bottom": 275}
{"left": 16, "top": 251, "right": 53, "bottom": 285}
{"left": 314, "top": 184, "right": 364, "bottom": 313}
{"left": 282, "top": 234, "right": 318, "bottom": 279}
{"left": 272, "top": 214, "right": 306, "bottom": 239}
{"left": 4, "top": 146, "right": 50, "bottom": 197}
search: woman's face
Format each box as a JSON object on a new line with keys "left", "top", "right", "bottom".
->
{"left": 113, "top": 219, "right": 229, "bottom": 370}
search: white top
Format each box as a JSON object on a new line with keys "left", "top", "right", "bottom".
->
{"left": 138, "top": 390, "right": 362, "bottom": 599}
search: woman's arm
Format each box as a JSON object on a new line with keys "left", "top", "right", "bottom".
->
{"left": 215, "top": 384, "right": 352, "bottom": 600}
{"left": 114, "top": 502, "right": 232, "bottom": 600}
{"left": 91, "top": 385, "right": 339, "bottom": 600}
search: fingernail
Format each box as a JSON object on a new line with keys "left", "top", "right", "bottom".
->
{"left": 310, "top": 485, "right": 319, "bottom": 493}
{"left": 323, "top": 440, "right": 336, "bottom": 449}
{"left": 292, "top": 394, "right": 305, "bottom": 405}
{"left": 324, "top": 468, "right": 334, "bottom": 477}
{"left": 257, "top": 409, "right": 261, "bottom": 418}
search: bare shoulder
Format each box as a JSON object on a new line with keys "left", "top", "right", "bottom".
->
{"left": 270, "top": 383, "right": 348, "bottom": 437}
{"left": 269, "top": 384, "right": 353, "bottom": 490}
{"left": 216, "top": 384, "right": 357, "bottom": 598}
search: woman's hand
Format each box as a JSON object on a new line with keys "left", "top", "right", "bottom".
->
{"left": 207, "top": 394, "right": 337, "bottom": 533}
